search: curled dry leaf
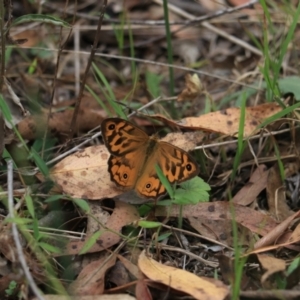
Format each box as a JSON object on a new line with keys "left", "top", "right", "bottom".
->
{"left": 253, "top": 210, "right": 300, "bottom": 250}
{"left": 256, "top": 254, "right": 286, "bottom": 287}
{"left": 138, "top": 250, "right": 229, "bottom": 300}
{"left": 150, "top": 102, "right": 283, "bottom": 137}
{"left": 232, "top": 165, "right": 269, "bottom": 206}
{"left": 267, "top": 164, "right": 293, "bottom": 222}
{"left": 177, "top": 73, "right": 202, "bottom": 102}
{"left": 3, "top": 78, "right": 28, "bottom": 128}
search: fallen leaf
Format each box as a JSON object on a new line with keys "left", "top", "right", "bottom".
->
{"left": 106, "top": 260, "right": 131, "bottom": 288}
{"left": 232, "top": 165, "right": 269, "bottom": 206}
{"left": 256, "top": 254, "right": 286, "bottom": 286}
{"left": 253, "top": 210, "right": 300, "bottom": 250}
{"left": 177, "top": 73, "right": 202, "bottom": 101}
{"left": 150, "top": 103, "right": 283, "bottom": 137}
{"left": 50, "top": 145, "right": 118, "bottom": 199}
{"left": 267, "top": 164, "right": 293, "bottom": 222}
{"left": 69, "top": 253, "right": 116, "bottom": 295}
{"left": 138, "top": 250, "right": 229, "bottom": 300}
{"left": 62, "top": 200, "right": 139, "bottom": 256}
{"left": 155, "top": 202, "right": 278, "bottom": 236}
{"left": 135, "top": 273, "right": 152, "bottom": 300}
{"left": 189, "top": 218, "right": 254, "bottom": 247}
{"left": 117, "top": 254, "right": 140, "bottom": 279}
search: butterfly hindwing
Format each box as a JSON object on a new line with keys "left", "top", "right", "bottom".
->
{"left": 157, "top": 142, "right": 199, "bottom": 184}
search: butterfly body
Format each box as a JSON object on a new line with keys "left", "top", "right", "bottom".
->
{"left": 101, "top": 118, "right": 199, "bottom": 199}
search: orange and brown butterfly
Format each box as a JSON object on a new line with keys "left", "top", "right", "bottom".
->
{"left": 101, "top": 118, "right": 199, "bottom": 199}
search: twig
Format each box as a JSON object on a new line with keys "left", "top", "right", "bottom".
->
{"left": 154, "top": 0, "right": 262, "bottom": 56}
{"left": 44, "top": 0, "right": 258, "bottom": 26}
{"left": 42, "top": 0, "right": 74, "bottom": 157}
{"left": 68, "top": 0, "right": 107, "bottom": 138}
{"left": 17, "top": 46, "right": 261, "bottom": 88}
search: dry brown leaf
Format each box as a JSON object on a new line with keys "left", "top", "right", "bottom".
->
{"left": 150, "top": 103, "right": 283, "bottom": 137}
{"left": 232, "top": 164, "right": 269, "bottom": 206}
{"left": 69, "top": 253, "right": 116, "bottom": 295}
{"left": 216, "top": 254, "right": 234, "bottom": 285}
{"left": 286, "top": 222, "right": 300, "bottom": 245}
{"left": 50, "top": 145, "right": 118, "bottom": 199}
{"left": 62, "top": 200, "right": 139, "bottom": 256}
{"left": 117, "top": 254, "right": 140, "bottom": 279}
{"left": 267, "top": 164, "right": 293, "bottom": 221}
{"left": 18, "top": 98, "right": 107, "bottom": 140}
{"left": 155, "top": 202, "right": 278, "bottom": 236}
{"left": 177, "top": 73, "right": 202, "bottom": 101}
{"left": 87, "top": 202, "right": 111, "bottom": 235}
{"left": 3, "top": 79, "right": 28, "bottom": 128}
{"left": 189, "top": 218, "right": 254, "bottom": 247}
{"left": 161, "top": 131, "right": 204, "bottom": 152}
{"left": 253, "top": 210, "right": 300, "bottom": 250}
{"left": 107, "top": 260, "right": 131, "bottom": 288}
{"left": 256, "top": 254, "right": 286, "bottom": 286}
{"left": 135, "top": 273, "right": 152, "bottom": 300}
{"left": 138, "top": 251, "right": 229, "bottom": 300}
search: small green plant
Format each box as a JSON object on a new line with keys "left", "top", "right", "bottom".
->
{"left": 5, "top": 280, "right": 17, "bottom": 296}
{"left": 155, "top": 164, "right": 210, "bottom": 228}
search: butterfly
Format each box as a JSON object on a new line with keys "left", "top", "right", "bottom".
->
{"left": 101, "top": 118, "right": 199, "bottom": 199}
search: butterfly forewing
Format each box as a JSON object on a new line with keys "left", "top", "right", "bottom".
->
{"left": 101, "top": 118, "right": 148, "bottom": 156}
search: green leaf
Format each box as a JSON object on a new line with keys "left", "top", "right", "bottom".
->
{"left": 29, "top": 148, "right": 49, "bottom": 176}
{"left": 45, "top": 195, "right": 63, "bottom": 203}
{"left": 157, "top": 232, "right": 172, "bottom": 242}
{"left": 138, "top": 220, "right": 161, "bottom": 228}
{"left": 138, "top": 204, "right": 153, "bottom": 216}
{"left": 25, "top": 194, "right": 35, "bottom": 218}
{"left": 271, "top": 76, "right": 300, "bottom": 100}
{"left": 5, "top": 217, "right": 33, "bottom": 225}
{"left": 145, "top": 71, "right": 163, "bottom": 98}
{"left": 73, "top": 198, "right": 90, "bottom": 212}
{"left": 173, "top": 177, "right": 210, "bottom": 205}
{"left": 0, "top": 94, "right": 13, "bottom": 123}
{"left": 287, "top": 257, "right": 300, "bottom": 276}
{"left": 80, "top": 231, "right": 102, "bottom": 254}
{"left": 39, "top": 242, "right": 61, "bottom": 254}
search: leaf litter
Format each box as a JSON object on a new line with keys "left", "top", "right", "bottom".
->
{"left": 1, "top": 1, "right": 300, "bottom": 300}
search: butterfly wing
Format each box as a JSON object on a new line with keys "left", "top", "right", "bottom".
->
{"left": 101, "top": 118, "right": 149, "bottom": 189}
{"left": 102, "top": 118, "right": 199, "bottom": 199}
{"left": 135, "top": 140, "right": 199, "bottom": 199}
{"left": 101, "top": 118, "right": 149, "bottom": 156}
